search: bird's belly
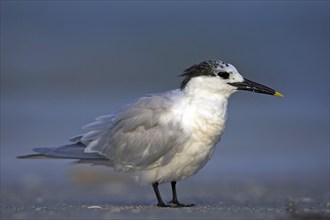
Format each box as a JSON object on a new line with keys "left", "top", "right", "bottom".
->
{"left": 154, "top": 109, "right": 225, "bottom": 182}
{"left": 136, "top": 128, "right": 222, "bottom": 184}
{"left": 155, "top": 140, "right": 218, "bottom": 183}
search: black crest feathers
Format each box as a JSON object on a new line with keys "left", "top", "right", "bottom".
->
{"left": 179, "top": 60, "right": 220, "bottom": 90}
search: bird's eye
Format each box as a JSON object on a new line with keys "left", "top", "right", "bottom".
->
{"left": 217, "top": 72, "right": 230, "bottom": 79}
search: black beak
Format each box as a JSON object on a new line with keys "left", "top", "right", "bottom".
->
{"left": 228, "top": 78, "right": 283, "bottom": 97}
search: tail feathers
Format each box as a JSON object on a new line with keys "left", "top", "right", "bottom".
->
{"left": 17, "top": 143, "right": 107, "bottom": 160}
{"left": 17, "top": 154, "right": 53, "bottom": 159}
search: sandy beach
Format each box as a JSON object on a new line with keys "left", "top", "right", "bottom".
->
{"left": 1, "top": 162, "right": 329, "bottom": 220}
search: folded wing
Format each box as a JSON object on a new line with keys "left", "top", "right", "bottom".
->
{"left": 82, "top": 92, "right": 189, "bottom": 171}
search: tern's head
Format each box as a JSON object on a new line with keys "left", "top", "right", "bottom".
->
{"left": 179, "top": 60, "right": 283, "bottom": 98}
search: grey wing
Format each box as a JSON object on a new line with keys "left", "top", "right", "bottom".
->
{"left": 34, "top": 143, "right": 106, "bottom": 160}
{"left": 17, "top": 142, "right": 108, "bottom": 161}
{"left": 81, "top": 92, "right": 189, "bottom": 171}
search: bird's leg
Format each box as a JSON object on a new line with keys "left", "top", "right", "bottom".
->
{"left": 152, "top": 182, "right": 170, "bottom": 207}
{"left": 169, "top": 181, "right": 195, "bottom": 207}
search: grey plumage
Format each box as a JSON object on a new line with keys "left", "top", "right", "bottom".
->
{"left": 18, "top": 143, "right": 106, "bottom": 160}
{"left": 20, "top": 90, "right": 190, "bottom": 172}
{"left": 81, "top": 90, "right": 189, "bottom": 171}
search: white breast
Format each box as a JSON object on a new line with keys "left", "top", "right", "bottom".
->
{"left": 137, "top": 90, "right": 229, "bottom": 184}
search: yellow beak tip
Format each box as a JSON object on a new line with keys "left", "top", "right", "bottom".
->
{"left": 274, "top": 91, "right": 284, "bottom": 97}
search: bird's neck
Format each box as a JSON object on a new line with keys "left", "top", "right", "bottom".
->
{"left": 181, "top": 88, "right": 229, "bottom": 121}
{"left": 172, "top": 88, "right": 229, "bottom": 142}
{"left": 182, "top": 80, "right": 231, "bottom": 106}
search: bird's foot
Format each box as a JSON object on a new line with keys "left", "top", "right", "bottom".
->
{"left": 169, "top": 200, "right": 195, "bottom": 208}
{"left": 156, "top": 202, "right": 171, "bottom": 208}
{"left": 157, "top": 201, "right": 195, "bottom": 208}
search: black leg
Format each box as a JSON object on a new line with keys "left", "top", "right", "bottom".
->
{"left": 152, "top": 182, "right": 170, "bottom": 207}
{"left": 169, "top": 181, "right": 195, "bottom": 207}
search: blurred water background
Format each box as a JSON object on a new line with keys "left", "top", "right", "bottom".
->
{"left": 1, "top": 1, "right": 329, "bottom": 207}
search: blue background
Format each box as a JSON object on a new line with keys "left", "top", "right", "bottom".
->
{"left": 1, "top": 1, "right": 329, "bottom": 197}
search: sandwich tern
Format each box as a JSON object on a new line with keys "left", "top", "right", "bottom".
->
{"left": 19, "top": 60, "right": 283, "bottom": 207}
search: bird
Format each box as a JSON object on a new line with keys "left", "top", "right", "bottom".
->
{"left": 18, "top": 60, "right": 283, "bottom": 208}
